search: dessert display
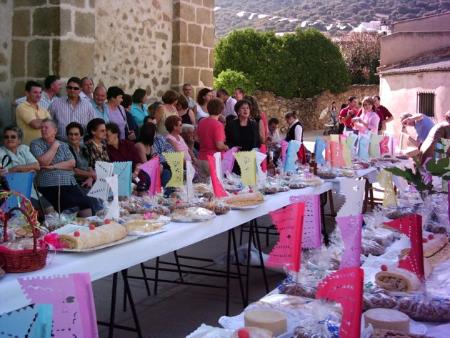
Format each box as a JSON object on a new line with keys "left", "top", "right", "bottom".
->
{"left": 199, "top": 200, "right": 230, "bottom": 215}
{"left": 57, "top": 222, "right": 127, "bottom": 250}
{"left": 243, "top": 309, "right": 287, "bottom": 336}
{"left": 223, "top": 192, "right": 264, "bottom": 209}
{"left": 170, "top": 207, "right": 215, "bottom": 222}
{"left": 422, "top": 233, "right": 448, "bottom": 258}
{"left": 232, "top": 327, "right": 273, "bottom": 338}
{"left": 375, "top": 267, "right": 421, "bottom": 292}
{"left": 363, "top": 308, "right": 410, "bottom": 332}
{"left": 123, "top": 217, "right": 170, "bottom": 235}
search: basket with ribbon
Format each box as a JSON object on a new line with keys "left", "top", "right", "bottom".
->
{"left": 0, "top": 191, "right": 48, "bottom": 273}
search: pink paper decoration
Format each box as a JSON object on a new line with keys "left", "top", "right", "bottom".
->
{"left": 280, "top": 140, "right": 288, "bottom": 165}
{"left": 316, "top": 267, "right": 364, "bottom": 338}
{"left": 336, "top": 214, "right": 363, "bottom": 269}
{"left": 221, "top": 147, "right": 239, "bottom": 174}
{"left": 139, "top": 156, "right": 161, "bottom": 196}
{"left": 19, "top": 273, "right": 98, "bottom": 338}
{"left": 289, "top": 195, "right": 322, "bottom": 248}
{"left": 384, "top": 214, "right": 424, "bottom": 280}
{"left": 380, "top": 136, "right": 390, "bottom": 155}
{"left": 329, "top": 141, "right": 345, "bottom": 168}
{"left": 448, "top": 182, "right": 449, "bottom": 227}
{"left": 267, "top": 202, "right": 305, "bottom": 272}
{"left": 207, "top": 155, "right": 228, "bottom": 198}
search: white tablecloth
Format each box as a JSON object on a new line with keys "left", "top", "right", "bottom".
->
{"left": 0, "top": 183, "right": 332, "bottom": 315}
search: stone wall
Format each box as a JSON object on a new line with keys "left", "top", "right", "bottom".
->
{"left": 254, "top": 84, "right": 379, "bottom": 131}
{"left": 94, "top": 0, "right": 172, "bottom": 98}
{"left": 172, "top": 0, "right": 215, "bottom": 95}
{"left": 0, "top": 0, "right": 13, "bottom": 127}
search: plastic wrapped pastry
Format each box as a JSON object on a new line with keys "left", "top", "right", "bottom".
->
{"left": 375, "top": 267, "right": 421, "bottom": 292}
{"left": 422, "top": 233, "right": 448, "bottom": 257}
{"left": 58, "top": 222, "right": 127, "bottom": 250}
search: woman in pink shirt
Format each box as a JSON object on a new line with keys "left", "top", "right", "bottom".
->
{"left": 165, "top": 115, "right": 194, "bottom": 162}
{"left": 352, "top": 96, "right": 380, "bottom": 134}
{"left": 197, "top": 98, "right": 228, "bottom": 160}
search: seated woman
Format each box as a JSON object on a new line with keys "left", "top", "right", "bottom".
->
{"left": 196, "top": 88, "right": 213, "bottom": 122}
{"left": 135, "top": 122, "right": 157, "bottom": 163}
{"left": 226, "top": 99, "right": 260, "bottom": 151}
{"left": 352, "top": 96, "right": 380, "bottom": 134}
{"left": 176, "top": 94, "right": 196, "bottom": 125}
{"left": 84, "top": 118, "right": 109, "bottom": 169}
{"left": 0, "top": 126, "right": 40, "bottom": 176}
{"left": 155, "top": 90, "right": 179, "bottom": 136}
{"left": 30, "top": 119, "right": 92, "bottom": 217}
{"left": 105, "top": 122, "right": 142, "bottom": 178}
{"left": 165, "top": 115, "right": 195, "bottom": 162}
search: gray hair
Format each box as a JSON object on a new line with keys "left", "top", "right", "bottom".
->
{"left": 41, "top": 118, "right": 57, "bottom": 129}
{"left": 3, "top": 125, "right": 23, "bottom": 141}
{"left": 400, "top": 113, "right": 412, "bottom": 122}
{"left": 181, "top": 124, "right": 195, "bottom": 133}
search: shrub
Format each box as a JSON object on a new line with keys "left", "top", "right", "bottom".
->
{"left": 214, "top": 69, "right": 255, "bottom": 96}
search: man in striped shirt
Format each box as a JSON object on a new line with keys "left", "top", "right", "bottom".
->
{"left": 48, "top": 77, "right": 96, "bottom": 141}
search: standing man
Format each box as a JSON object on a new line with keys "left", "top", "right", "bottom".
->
{"left": 91, "top": 85, "right": 109, "bottom": 122}
{"left": 15, "top": 81, "right": 51, "bottom": 145}
{"left": 373, "top": 95, "right": 393, "bottom": 133}
{"left": 80, "top": 77, "right": 94, "bottom": 100}
{"left": 217, "top": 88, "right": 237, "bottom": 120}
{"left": 338, "top": 96, "right": 359, "bottom": 133}
{"left": 400, "top": 113, "right": 435, "bottom": 147}
{"left": 14, "top": 75, "right": 62, "bottom": 109}
{"left": 182, "top": 83, "right": 197, "bottom": 110}
{"left": 48, "top": 77, "right": 97, "bottom": 141}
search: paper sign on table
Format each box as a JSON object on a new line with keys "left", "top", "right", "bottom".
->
{"left": 329, "top": 141, "right": 344, "bottom": 168}
{"left": 104, "top": 175, "right": 119, "bottom": 219}
{"left": 139, "top": 156, "right": 161, "bottom": 196}
{"left": 88, "top": 162, "right": 118, "bottom": 218}
{"left": 283, "top": 140, "right": 301, "bottom": 173}
{"left": 164, "top": 152, "right": 184, "bottom": 187}
{"left": 337, "top": 178, "right": 365, "bottom": 217}
{"left": 342, "top": 136, "right": 353, "bottom": 167}
{"left": 316, "top": 267, "right": 364, "bottom": 338}
{"left": 314, "top": 137, "right": 327, "bottom": 165}
{"left": 235, "top": 151, "right": 257, "bottom": 186}
{"left": 256, "top": 150, "right": 267, "bottom": 188}
{"left": 330, "top": 134, "right": 340, "bottom": 143}
{"left": 207, "top": 155, "right": 228, "bottom": 198}
{"left": 267, "top": 202, "right": 305, "bottom": 272}
{"left": 384, "top": 214, "right": 425, "bottom": 280}
{"left": 222, "top": 147, "right": 239, "bottom": 175}
{"left": 358, "top": 135, "right": 370, "bottom": 161}
{"left": 369, "top": 134, "right": 383, "bottom": 158}
{"left": 19, "top": 273, "right": 98, "bottom": 338}
{"left": 0, "top": 304, "right": 53, "bottom": 338}
{"left": 185, "top": 160, "right": 195, "bottom": 201}
{"left": 280, "top": 140, "right": 289, "bottom": 165}
{"left": 336, "top": 214, "right": 363, "bottom": 269}
{"left": 377, "top": 170, "right": 397, "bottom": 207}
{"left": 380, "top": 136, "right": 390, "bottom": 155}
{"left": 113, "top": 161, "right": 132, "bottom": 197}
{"left": 213, "top": 152, "right": 223, "bottom": 181}
{"left": 290, "top": 195, "right": 322, "bottom": 248}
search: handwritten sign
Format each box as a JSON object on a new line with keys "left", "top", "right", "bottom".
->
{"left": 164, "top": 152, "right": 184, "bottom": 187}
{"left": 336, "top": 214, "right": 363, "bottom": 269}
{"left": 235, "top": 151, "right": 257, "bottom": 186}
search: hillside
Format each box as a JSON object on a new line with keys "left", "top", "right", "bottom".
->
{"left": 215, "top": 0, "right": 450, "bottom": 37}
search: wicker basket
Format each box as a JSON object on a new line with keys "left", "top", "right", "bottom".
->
{"left": 0, "top": 192, "right": 48, "bottom": 273}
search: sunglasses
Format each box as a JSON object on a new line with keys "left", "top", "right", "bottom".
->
{"left": 4, "top": 135, "right": 17, "bottom": 139}
{"left": 68, "top": 132, "right": 80, "bottom": 136}
{"left": 66, "top": 86, "right": 80, "bottom": 90}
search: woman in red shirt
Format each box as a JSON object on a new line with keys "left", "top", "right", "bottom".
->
{"left": 197, "top": 98, "right": 228, "bottom": 160}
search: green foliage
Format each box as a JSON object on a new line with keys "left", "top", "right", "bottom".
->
{"left": 214, "top": 69, "right": 255, "bottom": 96}
{"left": 214, "top": 28, "right": 350, "bottom": 98}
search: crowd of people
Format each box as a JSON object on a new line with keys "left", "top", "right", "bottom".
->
{"left": 3, "top": 75, "right": 449, "bottom": 217}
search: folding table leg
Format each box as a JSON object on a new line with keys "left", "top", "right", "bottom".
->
{"left": 108, "top": 272, "right": 118, "bottom": 338}
{"left": 140, "top": 263, "right": 151, "bottom": 296}
{"left": 154, "top": 256, "right": 160, "bottom": 295}
{"left": 328, "top": 190, "right": 336, "bottom": 216}
{"left": 174, "top": 251, "right": 184, "bottom": 282}
{"left": 252, "top": 220, "right": 269, "bottom": 294}
{"left": 225, "top": 230, "right": 231, "bottom": 315}
{"left": 121, "top": 269, "right": 143, "bottom": 338}
{"left": 244, "top": 222, "right": 254, "bottom": 306}
{"left": 231, "top": 228, "right": 246, "bottom": 307}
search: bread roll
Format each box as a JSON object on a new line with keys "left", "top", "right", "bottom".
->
{"left": 375, "top": 267, "right": 421, "bottom": 292}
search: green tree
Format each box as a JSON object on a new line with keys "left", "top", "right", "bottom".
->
{"left": 214, "top": 69, "right": 255, "bottom": 96}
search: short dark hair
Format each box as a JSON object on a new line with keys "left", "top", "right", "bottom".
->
{"left": 197, "top": 88, "right": 212, "bottom": 105}
{"left": 216, "top": 88, "right": 229, "bottom": 97}
{"left": 244, "top": 95, "right": 261, "bottom": 118}
{"left": 66, "top": 121, "right": 84, "bottom": 137}
{"left": 25, "top": 80, "right": 42, "bottom": 92}
{"left": 285, "top": 111, "right": 297, "bottom": 119}
{"left": 268, "top": 117, "right": 279, "bottom": 125}
{"left": 374, "top": 95, "right": 381, "bottom": 101}
{"left": 86, "top": 118, "right": 106, "bottom": 139}
{"left": 44, "top": 75, "right": 60, "bottom": 90}
{"left": 132, "top": 88, "right": 147, "bottom": 103}
{"left": 235, "top": 87, "right": 245, "bottom": 95}
{"left": 106, "top": 122, "right": 121, "bottom": 138}
{"left": 348, "top": 96, "right": 357, "bottom": 103}
{"left": 176, "top": 95, "right": 189, "bottom": 110}
{"left": 3, "top": 125, "right": 23, "bottom": 141}
{"left": 138, "top": 122, "right": 156, "bottom": 146}
{"left": 67, "top": 77, "right": 82, "bottom": 86}
{"left": 122, "top": 94, "right": 132, "bottom": 109}
{"left": 148, "top": 101, "right": 162, "bottom": 119}
{"left": 107, "top": 86, "right": 125, "bottom": 100}
{"left": 161, "top": 90, "right": 179, "bottom": 104}
{"left": 81, "top": 77, "right": 93, "bottom": 86}
{"left": 165, "top": 115, "right": 182, "bottom": 133}
{"left": 207, "top": 98, "right": 224, "bottom": 116}
{"left": 234, "top": 99, "right": 251, "bottom": 114}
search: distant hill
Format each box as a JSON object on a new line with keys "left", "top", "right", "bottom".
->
{"left": 215, "top": 0, "right": 450, "bottom": 37}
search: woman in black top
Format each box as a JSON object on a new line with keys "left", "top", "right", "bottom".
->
{"left": 176, "top": 94, "right": 196, "bottom": 125}
{"left": 226, "top": 99, "right": 260, "bottom": 151}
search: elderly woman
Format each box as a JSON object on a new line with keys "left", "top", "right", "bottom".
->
{"left": 84, "top": 118, "right": 109, "bottom": 168}
{"left": 130, "top": 88, "right": 148, "bottom": 127}
{"left": 30, "top": 119, "right": 92, "bottom": 216}
{"left": 181, "top": 124, "right": 198, "bottom": 157}
{"left": 0, "top": 126, "right": 40, "bottom": 176}
{"left": 155, "top": 90, "right": 179, "bottom": 136}
{"left": 352, "top": 96, "right": 380, "bottom": 134}
{"left": 106, "top": 86, "right": 135, "bottom": 141}
{"left": 165, "top": 115, "right": 194, "bottom": 162}
{"left": 226, "top": 99, "right": 260, "bottom": 151}
{"left": 106, "top": 122, "right": 142, "bottom": 178}
{"left": 196, "top": 88, "right": 213, "bottom": 122}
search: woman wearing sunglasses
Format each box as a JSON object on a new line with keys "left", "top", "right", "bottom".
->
{"left": 0, "top": 126, "right": 40, "bottom": 176}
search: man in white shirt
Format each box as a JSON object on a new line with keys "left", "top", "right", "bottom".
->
{"left": 284, "top": 111, "right": 303, "bottom": 142}
{"left": 217, "top": 88, "right": 237, "bottom": 120}
{"left": 80, "top": 76, "right": 94, "bottom": 100}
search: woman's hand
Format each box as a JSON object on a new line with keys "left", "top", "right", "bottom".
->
{"left": 0, "top": 167, "right": 8, "bottom": 176}
{"left": 127, "top": 130, "right": 136, "bottom": 141}
{"left": 82, "top": 177, "right": 94, "bottom": 188}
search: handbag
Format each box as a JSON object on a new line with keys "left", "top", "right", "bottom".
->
{"left": 0, "top": 155, "right": 12, "bottom": 191}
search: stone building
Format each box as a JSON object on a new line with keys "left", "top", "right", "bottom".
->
{"left": 378, "top": 12, "right": 450, "bottom": 136}
{"left": 0, "top": 0, "right": 215, "bottom": 127}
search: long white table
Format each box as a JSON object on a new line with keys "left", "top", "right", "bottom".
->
{"left": 0, "top": 183, "right": 332, "bottom": 315}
